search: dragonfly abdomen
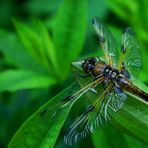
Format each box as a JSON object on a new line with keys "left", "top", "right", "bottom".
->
{"left": 116, "top": 76, "right": 148, "bottom": 102}
{"left": 127, "top": 83, "right": 148, "bottom": 102}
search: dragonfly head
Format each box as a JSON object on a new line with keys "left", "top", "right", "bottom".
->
{"left": 82, "top": 57, "right": 96, "bottom": 73}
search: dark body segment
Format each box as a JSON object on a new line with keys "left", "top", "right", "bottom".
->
{"left": 116, "top": 76, "right": 148, "bottom": 102}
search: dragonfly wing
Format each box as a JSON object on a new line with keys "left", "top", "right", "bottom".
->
{"left": 85, "top": 83, "right": 127, "bottom": 134}
{"left": 64, "top": 82, "right": 117, "bottom": 145}
{"left": 92, "top": 17, "right": 118, "bottom": 66}
{"left": 64, "top": 105, "right": 94, "bottom": 145}
{"left": 109, "top": 86, "right": 127, "bottom": 112}
{"left": 64, "top": 97, "right": 110, "bottom": 145}
{"left": 64, "top": 82, "right": 127, "bottom": 145}
{"left": 118, "top": 27, "right": 141, "bottom": 79}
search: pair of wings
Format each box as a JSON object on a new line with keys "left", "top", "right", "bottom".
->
{"left": 92, "top": 17, "right": 141, "bottom": 78}
{"left": 62, "top": 17, "right": 141, "bottom": 145}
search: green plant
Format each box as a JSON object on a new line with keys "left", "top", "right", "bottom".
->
{"left": 0, "top": 0, "right": 147, "bottom": 148}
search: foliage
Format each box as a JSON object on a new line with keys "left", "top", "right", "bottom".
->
{"left": 0, "top": 0, "right": 147, "bottom": 148}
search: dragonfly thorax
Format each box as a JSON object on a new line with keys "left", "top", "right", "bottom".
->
{"left": 92, "top": 62, "right": 119, "bottom": 80}
{"left": 103, "top": 66, "right": 119, "bottom": 80}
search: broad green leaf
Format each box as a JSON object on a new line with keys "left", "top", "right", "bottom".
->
{"left": 8, "top": 83, "right": 77, "bottom": 148}
{"left": 140, "top": 71, "right": 148, "bottom": 83}
{"left": 92, "top": 126, "right": 128, "bottom": 148}
{"left": 0, "top": 70, "right": 56, "bottom": 91}
{"left": 111, "top": 80, "right": 148, "bottom": 144}
{"left": 123, "top": 134, "right": 148, "bottom": 148}
{"left": 51, "top": 0, "right": 88, "bottom": 79}
{"left": 92, "top": 126, "right": 147, "bottom": 148}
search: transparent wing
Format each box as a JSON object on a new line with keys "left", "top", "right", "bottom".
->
{"left": 39, "top": 72, "right": 104, "bottom": 120}
{"left": 92, "top": 17, "right": 118, "bottom": 67}
{"left": 64, "top": 83, "right": 127, "bottom": 145}
{"left": 109, "top": 86, "right": 127, "bottom": 112}
{"left": 61, "top": 76, "right": 104, "bottom": 108}
{"left": 118, "top": 27, "right": 141, "bottom": 79}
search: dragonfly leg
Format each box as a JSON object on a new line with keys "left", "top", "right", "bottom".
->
{"left": 96, "top": 56, "right": 102, "bottom": 61}
{"left": 78, "top": 73, "right": 92, "bottom": 78}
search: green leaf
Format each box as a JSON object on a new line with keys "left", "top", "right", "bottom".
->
{"left": 8, "top": 83, "right": 77, "bottom": 148}
{"left": 13, "top": 19, "right": 42, "bottom": 61}
{"left": 0, "top": 29, "right": 45, "bottom": 72}
{"left": 92, "top": 126, "right": 128, "bottom": 148}
{"left": 0, "top": 70, "right": 56, "bottom": 91}
{"left": 111, "top": 81, "right": 148, "bottom": 144}
{"left": 13, "top": 19, "right": 54, "bottom": 71}
{"left": 92, "top": 126, "right": 148, "bottom": 148}
{"left": 51, "top": 0, "right": 88, "bottom": 79}
{"left": 39, "top": 22, "right": 59, "bottom": 74}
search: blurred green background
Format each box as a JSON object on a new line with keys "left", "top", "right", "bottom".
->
{"left": 0, "top": 0, "right": 148, "bottom": 148}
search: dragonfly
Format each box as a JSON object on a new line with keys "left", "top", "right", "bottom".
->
{"left": 40, "top": 17, "right": 148, "bottom": 145}
{"left": 62, "top": 17, "right": 148, "bottom": 145}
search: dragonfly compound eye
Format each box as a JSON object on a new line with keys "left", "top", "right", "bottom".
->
{"left": 89, "top": 58, "right": 96, "bottom": 64}
{"left": 82, "top": 58, "right": 96, "bottom": 73}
